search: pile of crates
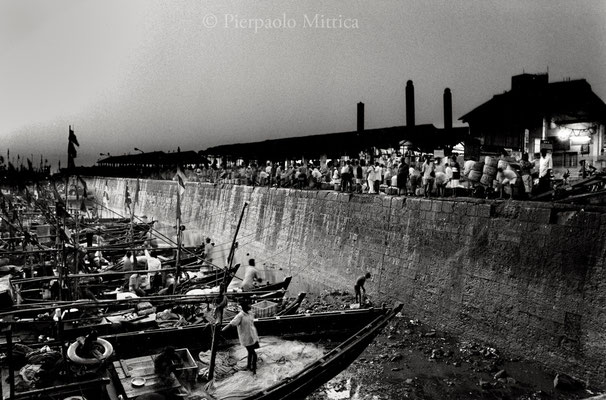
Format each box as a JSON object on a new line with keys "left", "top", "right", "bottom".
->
{"left": 252, "top": 300, "right": 278, "bottom": 318}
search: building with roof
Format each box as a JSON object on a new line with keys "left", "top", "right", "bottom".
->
{"left": 203, "top": 83, "right": 468, "bottom": 164}
{"left": 97, "top": 150, "right": 207, "bottom": 168}
{"left": 203, "top": 123, "right": 468, "bottom": 164}
{"left": 460, "top": 73, "right": 606, "bottom": 175}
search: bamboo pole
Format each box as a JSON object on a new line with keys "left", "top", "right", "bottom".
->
{"left": 209, "top": 201, "right": 249, "bottom": 381}
{"left": 0, "top": 289, "right": 285, "bottom": 317}
{"left": 9, "top": 377, "right": 110, "bottom": 400}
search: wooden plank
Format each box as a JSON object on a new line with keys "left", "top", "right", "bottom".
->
{"left": 119, "top": 359, "right": 130, "bottom": 378}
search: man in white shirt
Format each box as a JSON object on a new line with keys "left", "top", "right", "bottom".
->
{"left": 538, "top": 149, "right": 553, "bottom": 194}
{"left": 366, "top": 164, "right": 376, "bottom": 194}
{"left": 144, "top": 248, "right": 162, "bottom": 291}
{"left": 204, "top": 237, "right": 214, "bottom": 264}
{"left": 311, "top": 166, "right": 323, "bottom": 188}
{"left": 241, "top": 259, "right": 262, "bottom": 291}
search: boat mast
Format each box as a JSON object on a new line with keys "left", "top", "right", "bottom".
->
{"left": 208, "top": 200, "right": 249, "bottom": 381}
{"left": 175, "top": 187, "right": 182, "bottom": 282}
{"left": 226, "top": 201, "right": 248, "bottom": 276}
{"left": 73, "top": 176, "right": 82, "bottom": 300}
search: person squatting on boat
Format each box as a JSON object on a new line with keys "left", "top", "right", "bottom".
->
{"left": 354, "top": 272, "right": 371, "bottom": 307}
{"left": 128, "top": 269, "right": 146, "bottom": 297}
{"left": 221, "top": 300, "right": 260, "bottom": 375}
{"left": 241, "top": 258, "right": 262, "bottom": 291}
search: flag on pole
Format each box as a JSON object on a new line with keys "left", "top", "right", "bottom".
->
{"left": 173, "top": 166, "right": 186, "bottom": 196}
{"left": 68, "top": 125, "right": 79, "bottom": 169}
{"left": 103, "top": 181, "right": 109, "bottom": 202}
{"left": 173, "top": 167, "right": 186, "bottom": 219}
{"left": 77, "top": 176, "right": 88, "bottom": 198}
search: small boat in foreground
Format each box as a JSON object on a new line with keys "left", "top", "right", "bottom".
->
{"left": 1, "top": 303, "right": 402, "bottom": 400}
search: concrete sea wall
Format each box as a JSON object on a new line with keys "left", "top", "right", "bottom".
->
{"left": 86, "top": 177, "right": 606, "bottom": 386}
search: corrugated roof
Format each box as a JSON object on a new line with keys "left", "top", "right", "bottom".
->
{"left": 98, "top": 151, "right": 208, "bottom": 166}
{"left": 202, "top": 124, "right": 468, "bottom": 160}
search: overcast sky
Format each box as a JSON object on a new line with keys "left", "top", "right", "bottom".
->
{"left": 1, "top": 0, "right": 605, "bottom": 168}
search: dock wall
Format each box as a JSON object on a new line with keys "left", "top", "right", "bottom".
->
{"left": 86, "top": 177, "right": 606, "bottom": 386}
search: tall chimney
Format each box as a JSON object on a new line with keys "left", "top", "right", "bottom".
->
{"left": 443, "top": 88, "right": 452, "bottom": 130}
{"left": 357, "top": 102, "right": 364, "bottom": 132}
{"left": 406, "top": 80, "right": 415, "bottom": 127}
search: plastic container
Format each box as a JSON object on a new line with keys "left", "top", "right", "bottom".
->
{"left": 174, "top": 348, "right": 198, "bottom": 383}
{"left": 252, "top": 300, "right": 278, "bottom": 318}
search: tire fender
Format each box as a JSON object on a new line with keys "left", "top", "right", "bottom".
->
{"left": 67, "top": 338, "right": 113, "bottom": 365}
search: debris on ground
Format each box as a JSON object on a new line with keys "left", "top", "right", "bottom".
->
{"left": 303, "top": 292, "right": 602, "bottom": 400}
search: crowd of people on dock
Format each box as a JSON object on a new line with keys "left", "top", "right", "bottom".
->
{"left": 170, "top": 148, "right": 577, "bottom": 199}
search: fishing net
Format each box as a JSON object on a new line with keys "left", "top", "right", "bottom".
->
{"left": 193, "top": 336, "right": 325, "bottom": 399}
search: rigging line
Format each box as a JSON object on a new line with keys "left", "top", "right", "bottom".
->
{"left": 89, "top": 198, "right": 207, "bottom": 263}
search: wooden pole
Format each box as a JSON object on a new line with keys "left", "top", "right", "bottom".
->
{"left": 175, "top": 188, "right": 182, "bottom": 282}
{"left": 4, "top": 323, "right": 15, "bottom": 400}
{"left": 9, "top": 378, "right": 110, "bottom": 400}
{"left": 207, "top": 316, "right": 221, "bottom": 381}
{"left": 209, "top": 201, "right": 249, "bottom": 380}
{"left": 73, "top": 177, "right": 80, "bottom": 300}
{"left": 226, "top": 201, "right": 248, "bottom": 276}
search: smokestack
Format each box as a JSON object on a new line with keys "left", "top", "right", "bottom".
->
{"left": 357, "top": 102, "right": 364, "bottom": 132}
{"left": 406, "top": 80, "right": 415, "bottom": 127}
{"left": 443, "top": 88, "right": 452, "bottom": 130}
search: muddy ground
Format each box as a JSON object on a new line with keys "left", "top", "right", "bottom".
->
{"left": 300, "top": 291, "right": 603, "bottom": 400}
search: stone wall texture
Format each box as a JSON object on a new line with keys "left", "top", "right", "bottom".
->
{"left": 86, "top": 177, "right": 606, "bottom": 387}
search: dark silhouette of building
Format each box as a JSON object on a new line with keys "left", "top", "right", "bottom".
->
{"left": 203, "top": 124, "right": 467, "bottom": 163}
{"left": 460, "top": 73, "right": 606, "bottom": 173}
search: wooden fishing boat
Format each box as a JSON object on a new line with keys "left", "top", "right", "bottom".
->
{"left": 1, "top": 303, "right": 402, "bottom": 400}
{"left": 1, "top": 288, "right": 300, "bottom": 345}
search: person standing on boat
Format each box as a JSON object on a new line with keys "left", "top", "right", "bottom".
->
{"left": 354, "top": 272, "right": 371, "bottom": 306}
{"left": 241, "top": 258, "right": 262, "bottom": 291}
{"left": 122, "top": 251, "right": 134, "bottom": 280}
{"left": 144, "top": 248, "right": 162, "bottom": 292}
{"left": 204, "top": 237, "right": 214, "bottom": 264}
{"left": 222, "top": 300, "right": 260, "bottom": 375}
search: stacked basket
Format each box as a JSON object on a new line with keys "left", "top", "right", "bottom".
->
{"left": 481, "top": 156, "right": 498, "bottom": 186}
{"left": 468, "top": 161, "right": 483, "bottom": 183}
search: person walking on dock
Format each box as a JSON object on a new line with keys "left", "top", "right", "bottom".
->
{"left": 222, "top": 300, "right": 260, "bottom": 375}
{"left": 354, "top": 272, "right": 371, "bottom": 307}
